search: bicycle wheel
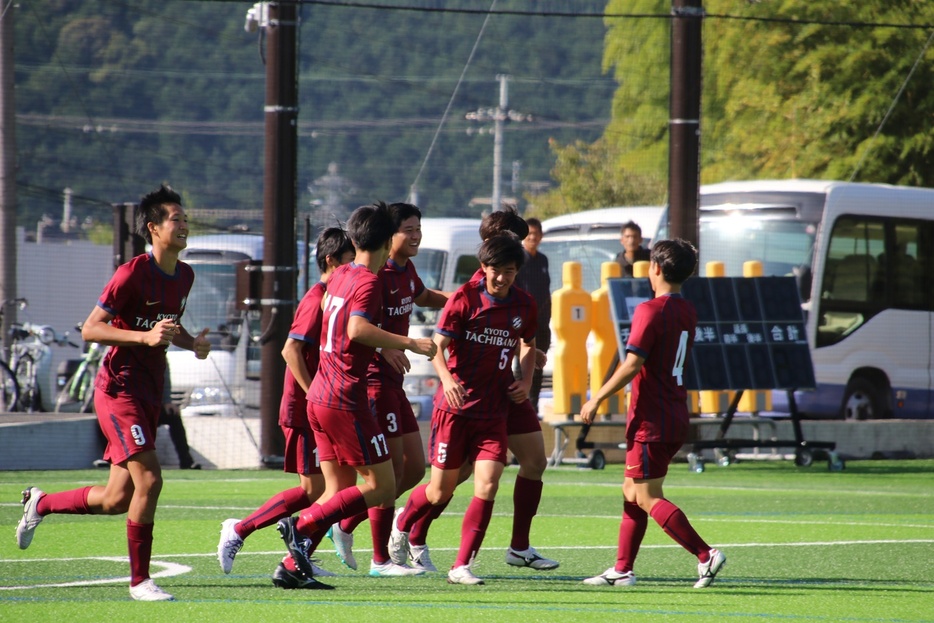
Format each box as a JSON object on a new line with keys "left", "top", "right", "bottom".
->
{"left": 14, "top": 354, "right": 40, "bottom": 412}
{"left": 78, "top": 365, "right": 98, "bottom": 413}
{"left": 0, "top": 361, "right": 19, "bottom": 411}
{"left": 55, "top": 361, "right": 87, "bottom": 412}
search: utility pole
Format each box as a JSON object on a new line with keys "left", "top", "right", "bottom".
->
{"left": 466, "top": 75, "right": 531, "bottom": 211}
{"left": 0, "top": 4, "right": 17, "bottom": 354}
{"left": 247, "top": 1, "right": 299, "bottom": 464}
{"left": 668, "top": 0, "right": 703, "bottom": 249}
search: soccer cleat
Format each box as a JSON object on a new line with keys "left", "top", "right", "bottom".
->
{"left": 15, "top": 487, "right": 45, "bottom": 550}
{"left": 388, "top": 507, "right": 410, "bottom": 566}
{"left": 326, "top": 523, "right": 357, "bottom": 570}
{"left": 447, "top": 564, "right": 484, "bottom": 585}
{"left": 694, "top": 548, "right": 726, "bottom": 588}
{"left": 271, "top": 563, "right": 334, "bottom": 590}
{"left": 582, "top": 567, "right": 637, "bottom": 587}
{"left": 217, "top": 518, "right": 244, "bottom": 574}
{"left": 129, "top": 579, "right": 176, "bottom": 601}
{"left": 277, "top": 517, "right": 316, "bottom": 580}
{"left": 369, "top": 560, "right": 426, "bottom": 577}
{"left": 408, "top": 543, "right": 438, "bottom": 573}
{"left": 505, "top": 546, "right": 560, "bottom": 570}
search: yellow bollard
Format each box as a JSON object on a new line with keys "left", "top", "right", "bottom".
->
{"left": 551, "top": 261, "right": 592, "bottom": 417}
{"left": 738, "top": 260, "right": 772, "bottom": 414}
{"left": 699, "top": 261, "right": 732, "bottom": 415}
{"left": 632, "top": 260, "right": 650, "bottom": 279}
{"left": 590, "top": 262, "right": 623, "bottom": 417}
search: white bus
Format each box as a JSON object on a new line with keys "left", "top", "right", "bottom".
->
{"left": 655, "top": 179, "right": 933, "bottom": 420}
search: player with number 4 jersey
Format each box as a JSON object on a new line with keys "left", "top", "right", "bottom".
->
{"left": 579, "top": 239, "right": 726, "bottom": 589}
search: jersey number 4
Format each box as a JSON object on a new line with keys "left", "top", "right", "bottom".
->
{"left": 672, "top": 330, "right": 689, "bottom": 386}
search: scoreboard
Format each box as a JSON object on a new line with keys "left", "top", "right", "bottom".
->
{"left": 607, "top": 276, "right": 816, "bottom": 391}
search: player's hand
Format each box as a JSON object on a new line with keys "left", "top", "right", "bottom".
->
{"left": 409, "top": 337, "right": 437, "bottom": 360}
{"left": 579, "top": 398, "right": 599, "bottom": 424}
{"left": 441, "top": 377, "right": 466, "bottom": 409}
{"left": 380, "top": 348, "right": 411, "bottom": 374}
{"left": 535, "top": 348, "right": 547, "bottom": 370}
{"left": 507, "top": 379, "right": 530, "bottom": 403}
{"left": 193, "top": 328, "right": 211, "bottom": 359}
{"left": 148, "top": 318, "right": 178, "bottom": 348}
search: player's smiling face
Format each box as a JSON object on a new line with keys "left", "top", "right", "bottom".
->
{"left": 391, "top": 216, "right": 421, "bottom": 260}
{"left": 481, "top": 262, "right": 518, "bottom": 299}
{"left": 152, "top": 203, "right": 188, "bottom": 251}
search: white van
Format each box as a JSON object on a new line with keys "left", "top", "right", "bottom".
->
{"left": 537, "top": 206, "right": 663, "bottom": 383}
{"left": 402, "top": 218, "right": 482, "bottom": 418}
{"left": 655, "top": 179, "right": 934, "bottom": 420}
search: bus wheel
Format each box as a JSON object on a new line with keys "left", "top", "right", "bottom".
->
{"left": 841, "top": 377, "right": 884, "bottom": 420}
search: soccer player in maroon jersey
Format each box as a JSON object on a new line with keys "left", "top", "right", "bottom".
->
{"left": 397, "top": 208, "right": 559, "bottom": 572}
{"left": 327, "top": 203, "right": 451, "bottom": 576}
{"left": 276, "top": 201, "right": 437, "bottom": 582}
{"left": 579, "top": 238, "right": 726, "bottom": 589}
{"left": 216, "top": 227, "right": 354, "bottom": 589}
{"left": 15, "top": 185, "right": 212, "bottom": 602}
{"left": 389, "top": 233, "right": 538, "bottom": 585}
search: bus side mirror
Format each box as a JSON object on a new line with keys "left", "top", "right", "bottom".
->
{"left": 794, "top": 265, "right": 812, "bottom": 303}
{"left": 235, "top": 259, "right": 263, "bottom": 311}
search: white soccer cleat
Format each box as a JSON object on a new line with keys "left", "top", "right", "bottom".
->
{"left": 583, "top": 567, "right": 637, "bottom": 587}
{"left": 15, "top": 487, "right": 45, "bottom": 550}
{"left": 326, "top": 523, "right": 357, "bottom": 570}
{"left": 694, "top": 548, "right": 726, "bottom": 588}
{"left": 505, "top": 546, "right": 560, "bottom": 570}
{"left": 408, "top": 543, "right": 438, "bottom": 572}
{"left": 447, "top": 564, "right": 484, "bottom": 585}
{"left": 369, "top": 560, "right": 426, "bottom": 577}
{"left": 217, "top": 518, "right": 243, "bottom": 574}
{"left": 129, "top": 579, "right": 175, "bottom": 601}
{"left": 388, "top": 507, "right": 410, "bottom": 566}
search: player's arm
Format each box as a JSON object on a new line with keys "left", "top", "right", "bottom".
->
{"left": 282, "top": 337, "right": 313, "bottom": 393}
{"left": 82, "top": 305, "right": 174, "bottom": 348}
{"left": 172, "top": 325, "right": 211, "bottom": 359}
{"left": 430, "top": 332, "right": 465, "bottom": 409}
{"left": 413, "top": 287, "right": 449, "bottom": 309}
{"left": 507, "top": 338, "right": 536, "bottom": 403}
{"left": 348, "top": 315, "right": 436, "bottom": 359}
{"left": 579, "top": 351, "right": 645, "bottom": 424}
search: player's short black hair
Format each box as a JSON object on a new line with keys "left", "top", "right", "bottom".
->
{"left": 525, "top": 217, "right": 543, "bottom": 232}
{"left": 620, "top": 220, "right": 642, "bottom": 236}
{"left": 347, "top": 201, "right": 396, "bottom": 251}
{"left": 479, "top": 206, "right": 528, "bottom": 241}
{"left": 388, "top": 202, "right": 422, "bottom": 230}
{"left": 478, "top": 232, "right": 525, "bottom": 269}
{"left": 315, "top": 226, "right": 353, "bottom": 273}
{"left": 651, "top": 238, "right": 697, "bottom": 284}
{"left": 137, "top": 184, "right": 182, "bottom": 243}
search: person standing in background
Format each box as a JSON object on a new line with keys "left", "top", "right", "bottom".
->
{"left": 615, "top": 220, "right": 651, "bottom": 277}
{"left": 515, "top": 217, "right": 550, "bottom": 415}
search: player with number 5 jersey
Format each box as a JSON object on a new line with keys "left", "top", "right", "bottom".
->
{"left": 579, "top": 238, "right": 726, "bottom": 589}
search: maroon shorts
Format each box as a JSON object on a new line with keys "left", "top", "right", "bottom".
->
{"left": 368, "top": 384, "right": 420, "bottom": 438}
{"left": 282, "top": 424, "right": 321, "bottom": 476}
{"left": 624, "top": 441, "right": 683, "bottom": 480}
{"left": 95, "top": 390, "right": 160, "bottom": 464}
{"left": 427, "top": 409, "right": 507, "bottom": 470}
{"left": 308, "top": 402, "right": 390, "bottom": 467}
{"left": 506, "top": 399, "right": 542, "bottom": 436}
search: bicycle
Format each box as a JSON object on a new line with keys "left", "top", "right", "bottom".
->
{"left": 8, "top": 319, "right": 79, "bottom": 412}
{"left": 54, "top": 323, "right": 106, "bottom": 414}
{"left": 0, "top": 298, "right": 28, "bottom": 411}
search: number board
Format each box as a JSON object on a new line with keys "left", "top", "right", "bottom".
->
{"left": 607, "top": 276, "right": 815, "bottom": 391}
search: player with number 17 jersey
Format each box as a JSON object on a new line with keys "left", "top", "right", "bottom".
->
{"left": 308, "top": 263, "right": 382, "bottom": 411}
{"left": 625, "top": 293, "right": 697, "bottom": 444}
{"left": 433, "top": 280, "right": 537, "bottom": 418}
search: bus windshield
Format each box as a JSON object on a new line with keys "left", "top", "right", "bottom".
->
{"left": 409, "top": 249, "right": 445, "bottom": 326}
{"left": 184, "top": 262, "right": 241, "bottom": 351}
{"left": 698, "top": 216, "right": 817, "bottom": 298}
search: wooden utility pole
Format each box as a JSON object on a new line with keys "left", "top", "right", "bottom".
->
{"left": 0, "top": 6, "right": 17, "bottom": 353}
{"left": 258, "top": 1, "right": 299, "bottom": 463}
{"left": 668, "top": 0, "right": 703, "bottom": 249}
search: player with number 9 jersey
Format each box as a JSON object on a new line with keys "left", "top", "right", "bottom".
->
{"left": 625, "top": 293, "right": 696, "bottom": 445}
